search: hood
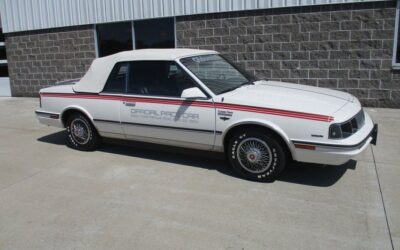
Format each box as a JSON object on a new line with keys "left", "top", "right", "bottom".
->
{"left": 219, "top": 80, "right": 354, "bottom": 117}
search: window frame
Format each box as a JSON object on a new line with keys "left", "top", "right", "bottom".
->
{"left": 392, "top": 0, "right": 400, "bottom": 69}
{"left": 101, "top": 60, "right": 211, "bottom": 99}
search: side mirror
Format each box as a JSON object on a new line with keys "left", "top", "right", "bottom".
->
{"left": 181, "top": 87, "right": 207, "bottom": 99}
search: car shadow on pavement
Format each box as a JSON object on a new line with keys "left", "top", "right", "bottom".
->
{"left": 279, "top": 160, "right": 356, "bottom": 187}
{"left": 38, "top": 131, "right": 357, "bottom": 187}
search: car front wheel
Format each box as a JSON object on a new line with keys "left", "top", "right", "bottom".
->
{"left": 228, "top": 129, "right": 287, "bottom": 181}
{"left": 66, "top": 113, "right": 101, "bottom": 151}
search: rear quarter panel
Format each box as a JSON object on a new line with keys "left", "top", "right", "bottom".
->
{"left": 40, "top": 92, "right": 121, "bottom": 135}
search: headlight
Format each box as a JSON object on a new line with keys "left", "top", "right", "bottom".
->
{"left": 329, "top": 110, "right": 365, "bottom": 139}
{"left": 329, "top": 124, "right": 342, "bottom": 139}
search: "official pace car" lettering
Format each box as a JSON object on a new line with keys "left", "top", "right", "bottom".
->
{"left": 130, "top": 109, "right": 200, "bottom": 122}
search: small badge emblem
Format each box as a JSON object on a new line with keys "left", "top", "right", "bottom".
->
{"left": 220, "top": 116, "right": 230, "bottom": 121}
{"left": 218, "top": 110, "right": 233, "bottom": 121}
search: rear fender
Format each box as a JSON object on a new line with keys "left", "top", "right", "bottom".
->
{"left": 61, "top": 105, "right": 94, "bottom": 127}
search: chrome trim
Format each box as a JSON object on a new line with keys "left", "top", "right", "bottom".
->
{"left": 94, "top": 119, "right": 222, "bottom": 134}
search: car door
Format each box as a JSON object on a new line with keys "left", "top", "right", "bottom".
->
{"left": 120, "top": 61, "right": 216, "bottom": 150}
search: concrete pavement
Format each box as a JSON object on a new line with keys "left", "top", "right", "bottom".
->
{"left": 0, "top": 97, "right": 398, "bottom": 250}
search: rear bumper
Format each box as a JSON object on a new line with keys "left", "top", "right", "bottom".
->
{"left": 292, "top": 123, "right": 378, "bottom": 166}
{"left": 35, "top": 110, "right": 64, "bottom": 128}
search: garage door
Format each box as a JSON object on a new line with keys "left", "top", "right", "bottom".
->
{"left": 0, "top": 77, "right": 10, "bottom": 96}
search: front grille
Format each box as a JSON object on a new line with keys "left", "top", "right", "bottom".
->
{"left": 341, "top": 110, "right": 365, "bottom": 138}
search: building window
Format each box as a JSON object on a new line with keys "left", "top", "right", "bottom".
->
{"left": 0, "top": 64, "right": 8, "bottom": 77}
{"left": 96, "top": 22, "right": 133, "bottom": 57}
{"left": 0, "top": 26, "right": 8, "bottom": 77}
{"left": 0, "top": 47, "right": 6, "bottom": 60}
{"left": 134, "top": 18, "right": 175, "bottom": 49}
{"left": 0, "top": 28, "right": 4, "bottom": 43}
{"left": 95, "top": 18, "right": 175, "bottom": 57}
{"left": 393, "top": 0, "right": 400, "bottom": 69}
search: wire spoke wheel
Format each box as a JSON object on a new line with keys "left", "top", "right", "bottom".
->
{"left": 70, "top": 118, "right": 90, "bottom": 145}
{"left": 236, "top": 138, "right": 273, "bottom": 174}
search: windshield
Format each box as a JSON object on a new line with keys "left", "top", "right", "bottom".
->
{"left": 180, "top": 54, "right": 254, "bottom": 95}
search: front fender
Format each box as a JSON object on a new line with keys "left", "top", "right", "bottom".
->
{"left": 221, "top": 118, "right": 296, "bottom": 159}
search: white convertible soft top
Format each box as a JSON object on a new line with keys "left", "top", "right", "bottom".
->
{"left": 73, "top": 48, "right": 216, "bottom": 93}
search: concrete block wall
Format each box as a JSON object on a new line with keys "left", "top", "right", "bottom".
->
{"left": 5, "top": 26, "right": 96, "bottom": 97}
{"left": 176, "top": 1, "right": 399, "bottom": 108}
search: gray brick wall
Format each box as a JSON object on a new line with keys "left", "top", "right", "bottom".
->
{"left": 5, "top": 26, "right": 96, "bottom": 97}
{"left": 176, "top": 2, "right": 399, "bottom": 108}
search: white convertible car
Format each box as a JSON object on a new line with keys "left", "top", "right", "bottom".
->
{"left": 36, "top": 49, "right": 378, "bottom": 181}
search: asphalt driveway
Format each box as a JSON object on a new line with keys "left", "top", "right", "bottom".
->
{"left": 0, "top": 97, "right": 398, "bottom": 250}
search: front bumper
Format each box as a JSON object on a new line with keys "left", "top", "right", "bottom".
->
{"left": 292, "top": 120, "right": 378, "bottom": 166}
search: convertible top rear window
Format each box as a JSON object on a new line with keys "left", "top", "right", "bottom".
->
{"left": 103, "top": 62, "right": 128, "bottom": 93}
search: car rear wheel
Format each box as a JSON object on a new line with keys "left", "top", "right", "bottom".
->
{"left": 228, "top": 129, "right": 287, "bottom": 181}
{"left": 66, "top": 113, "right": 101, "bottom": 151}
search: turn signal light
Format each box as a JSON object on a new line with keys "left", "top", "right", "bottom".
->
{"left": 294, "top": 144, "right": 316, "bottom": 150}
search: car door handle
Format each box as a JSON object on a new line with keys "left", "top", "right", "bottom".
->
{"left": 124, "top": 102, "right": 136, "bottom": 107}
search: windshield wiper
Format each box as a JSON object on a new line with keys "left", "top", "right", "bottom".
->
{"left": 218, "top": 81, "right": 254, "bottom": 94}
{"left": 238, "top": 81, "right": 254, "bottom": 87}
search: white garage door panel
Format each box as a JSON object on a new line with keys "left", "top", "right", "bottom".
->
{"left": 0, "top": 78, "right": 11, "bottom": 96}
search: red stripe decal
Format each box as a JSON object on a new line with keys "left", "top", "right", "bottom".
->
{"left": 41, "top": 93, "right": 334, "bottom": 122}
